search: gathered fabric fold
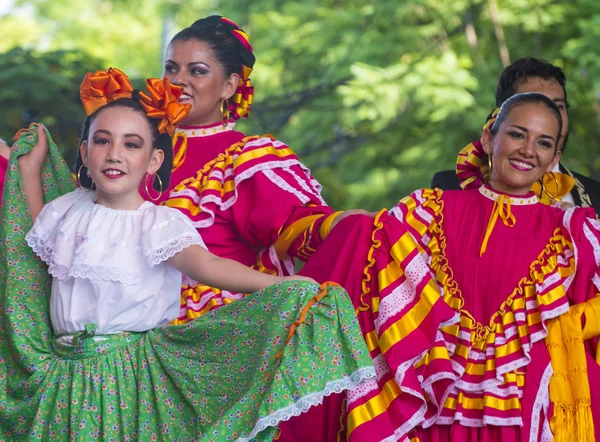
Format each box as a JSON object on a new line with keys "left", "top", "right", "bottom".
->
{"left": 392, "top": 188, "right": 575, "bottom": 429}
{"left": 546, "top": 296, "right": 600, "bottom": 442}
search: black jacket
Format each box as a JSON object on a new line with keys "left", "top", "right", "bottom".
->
{"left": 430, "top": 164, "right": 600, "bottom": 218}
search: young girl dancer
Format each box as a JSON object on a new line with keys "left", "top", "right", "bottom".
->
{"left": 0, "top": 69, "right": 375, "bottom": 441}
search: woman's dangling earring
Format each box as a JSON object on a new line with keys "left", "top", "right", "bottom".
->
{"left": 221, "top": 99, "right": 230, "bottom": 129}
{"left": 145, "top": 173, "right": 163, "bottom": 202}
{"left": 77, "top": 165, "right": 93, "bottom": 192}
{"left": 540, "top": 171, "right": 559, "bottom": 201}
{"left": 487, "top": 154, "right": 493, "bottom": 182}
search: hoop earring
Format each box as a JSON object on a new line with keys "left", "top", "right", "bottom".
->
{"left": 145, "top": 173, "right": 163, "bottom": 202}
{"left": 221, "top": 100, "right": 230, "bottom": 128}
{"left": 77, "top": 165, "right": 93, "bottom": 192}
{"left": 540, "top": 171, "right": 559, "bottom": 201}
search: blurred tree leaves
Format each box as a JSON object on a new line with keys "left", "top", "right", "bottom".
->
{"left": 0, "top": 48, "right": 102, "bottom": 166}
{"left": 1, "top": 0, "right": 599, "bottom": 209}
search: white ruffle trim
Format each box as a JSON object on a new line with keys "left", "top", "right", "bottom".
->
{"left": 236, "top": 365, "right": 376, "bottom": 442}
{"left": 26, "top": 189, "right": 206, "bottom": 284}
{"left": 145, "top": 234, "right": 206, "bottom": 265}
{"left": 168, "top": 135, "right": 328, "bottom": 232}
{"left": 48, "top": 262, "right": 147, "bottom": 285}
{"left": 27, "top": 229, "right": 145, "bottom": 285}
{"left": 26, "top": 229, "right": 53, "bottom": 264}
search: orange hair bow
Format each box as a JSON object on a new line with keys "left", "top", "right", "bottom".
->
{"left": 138, "top": 78, "right": 191, "bottom": 136}
{"left": 80, "top": 68, "right": 134, "bottom": 116}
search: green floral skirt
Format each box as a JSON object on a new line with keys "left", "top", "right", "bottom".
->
{"left": 0, "top": 127, "right": 375, "bottom": 441}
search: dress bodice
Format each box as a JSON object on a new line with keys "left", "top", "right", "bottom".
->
{"left": 26, "top": 189, "right": 206, "bottom": 335}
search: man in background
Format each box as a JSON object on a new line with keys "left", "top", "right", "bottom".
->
{"left": 431, "top": 57, "right": 600, "bottom": 216}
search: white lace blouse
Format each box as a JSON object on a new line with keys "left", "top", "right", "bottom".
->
{"left": 26, "top": 189, "right": 206, "bottom": 335}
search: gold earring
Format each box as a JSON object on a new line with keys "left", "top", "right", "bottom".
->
{"left": 77, "top": 165, "right": 93, "bottom": 192}
{"left": 145, "top": 173, "right": 163, "bottom": 202}
{"left": 487, "top": 154, "right": 493, "bottom": 182}
{"left": 540, "top": 172, "right": 559, "bottom": 201}
{"left": 221, "top": 100, "right": 230, "bottom": 128}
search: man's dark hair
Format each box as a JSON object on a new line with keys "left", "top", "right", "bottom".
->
{"left": 494, "top": 57, "right": 567, "bottom": 107}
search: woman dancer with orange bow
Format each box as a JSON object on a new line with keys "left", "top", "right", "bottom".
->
{"left": 0, "top": 69, "right": 375, "bottom": 440}
{"left": 151, "top": 16, "right": 369, "bottom": 325}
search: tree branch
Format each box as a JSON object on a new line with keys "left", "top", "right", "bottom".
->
{"left": 488, "top": 0, "right": 510, "bottom": 67}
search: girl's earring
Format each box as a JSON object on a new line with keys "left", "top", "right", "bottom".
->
{"left": 145, "top": 173, "right": 163, "bottom": 202}
{"left": 77, "top": 165, "right": 94, "bottom": 191}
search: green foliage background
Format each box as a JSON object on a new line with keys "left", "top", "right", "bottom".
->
{"left": 1, "top": 0, "right": 598, "bottom": 210}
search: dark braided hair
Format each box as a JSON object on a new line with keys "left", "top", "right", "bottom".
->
{"left": 75, "top": 95, "right": 173, "bottom": 191}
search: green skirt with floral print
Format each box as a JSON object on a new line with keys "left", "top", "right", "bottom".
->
{"left": 0, "top": 127, "right": 375, "bottom": 441}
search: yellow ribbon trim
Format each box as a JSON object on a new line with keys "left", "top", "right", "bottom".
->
{"left": 336, "top": 397, "right": 348, "bottom": 442}
{"left": 377, "top": 278, "right": 441, "bottom": 354}
{"left": 479, "top": 194, "right": 516, "bottom": 256}
{"left": 236, "top": 145, "right": 295, "bottom": 168}
{"left": 273, "top": 214, "right": 324, "bottom": 261}
{"left": 346, "top": 378, "right": 401, "bottom": 434}
{"left": 171, "top": 132, "right": 188, "bottom": 172}
{"left": 363, "top": 330, "right": 379, "bottom": 353}
{"left": 319, "top": 211, "right": 344, "bottom": 239}
{"left": 446, "top": 392, "right": 521, "bottom": 412}
{"left": 356, "top": 210, "right": 386, "bottom": 313}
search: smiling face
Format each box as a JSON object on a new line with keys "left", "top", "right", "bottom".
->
{"left": 163, "top": 39, "right": 238, "bottom": 126}
{"left": 80, "top": 106, "right": 164, "bottom": 210}
{"left": 482, "top": 102, "right": 562, "bottom": 195}
{"left": 514, "top": 76, "right": 569, "bottom": 150}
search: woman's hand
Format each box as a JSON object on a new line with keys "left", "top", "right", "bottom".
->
{"left": 331, "top": 209, "right": 377, "bottom": 230}
{"left": 16, "top": 125, "right": 47, "bottom": 222}
{"left": 17, "top": 125, "right": 48, "bottom": 177}
{"left": 282, "top": 275, "right": 318, "bottom": 285}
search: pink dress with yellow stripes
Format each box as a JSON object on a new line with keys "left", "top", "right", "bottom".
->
{"left": 400, "top": 186, "right": 600, "bottom": 441}
{"left": 296, "top": 184, "right": 600, "bottom": 441}
{"left": 146, "top": 122, "right": 338, "bottom": 324}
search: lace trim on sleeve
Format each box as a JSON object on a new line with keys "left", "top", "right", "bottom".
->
{"left": 25, "top": 227, "right": 53, "bottom": 264}
{"left": 48, "top": 263, "right": 147, "bottom": 285}
{"left": 145, "top": 233, "right": 207, "bottom": 266}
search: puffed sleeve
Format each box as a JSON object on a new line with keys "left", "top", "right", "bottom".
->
{"left": 140, "top": 205, "right": 207, "bottom": 266}
{"left": 25, "top": 188, "right": 93, "bottom": 262}
{"left": 228, "top": 136, "right": 337, "bottom": 261}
